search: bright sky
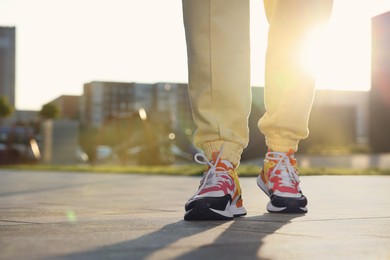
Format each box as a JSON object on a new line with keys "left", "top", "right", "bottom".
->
{"left": 0, "top": 0, "right": 389, "bottom": 110}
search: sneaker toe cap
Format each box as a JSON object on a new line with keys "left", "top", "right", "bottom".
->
{"left": 271, "top": 194, "right": 308, "bottom": 208}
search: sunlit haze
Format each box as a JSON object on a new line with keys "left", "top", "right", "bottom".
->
{"left": 0, "top": 0, "right": 389, "bottom": 110}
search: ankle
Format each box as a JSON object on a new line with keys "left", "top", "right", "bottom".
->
{"left": 210, "top": 151, "right": 235, "bottom": 170}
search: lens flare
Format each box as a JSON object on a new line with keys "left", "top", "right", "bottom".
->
{"left": 66, "top": 210, "right": 77, "bottom": 223}
{"left": 300, "top": 25, "right": 329, "bottom": 78}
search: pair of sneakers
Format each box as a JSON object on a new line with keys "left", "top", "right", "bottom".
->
{"left": 184, "top": 149, "right": 308, "bottom": 221}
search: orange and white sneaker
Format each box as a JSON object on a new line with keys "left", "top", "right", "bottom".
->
{"left": 184, "top": 150, "right": 247, "bottom": 221}
{"left": 257, "top": 150, "right": 308, "bottom": 213}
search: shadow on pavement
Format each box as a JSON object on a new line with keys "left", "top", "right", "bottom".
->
{"left": 54, "top": 214, "right": 301, "bottom": 260}
{"left": 176, "top": 214, "right": 300, "bottom": 260}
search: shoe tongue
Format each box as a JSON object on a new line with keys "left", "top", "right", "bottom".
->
{"left": 267, "top": 149, "right": 296, "bottom": 165}
{"left": 268, "top": 149, "right": 295, "bottom": 158}
{"left": 286, "top": 149, "right": 295, "bottom": 158}
{"left": 211, "top": 151, "right": 233, "bottom": 170}
{"left": 219, "top": 159, "right": 233, "bottom": 169}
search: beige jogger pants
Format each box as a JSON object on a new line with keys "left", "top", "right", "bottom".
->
{"left": 182, "top": 0, "right": 333, "bottom": 166}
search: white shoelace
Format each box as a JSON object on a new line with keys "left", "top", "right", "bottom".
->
{"left": 192, "top": 145, "right": 232, "bottom": 197}
{"left": 266, "top": 151, "right": 300, "bottom": 189}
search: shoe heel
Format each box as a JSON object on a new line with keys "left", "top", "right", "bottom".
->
{"left": 257, "top": 175, "right": 271, "bottom": 197}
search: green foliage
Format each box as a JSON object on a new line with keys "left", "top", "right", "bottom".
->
{"left": 0, "top": 96, "right": 13, "bottom": 120}
{"left": 304, "top": 144, "right": 371, "bottom": 155}
{"left": 39, "top": 103, "right": 60, "bottom": 119}
{"left": 1, "top": 164, "right": 390, "bottom": 176}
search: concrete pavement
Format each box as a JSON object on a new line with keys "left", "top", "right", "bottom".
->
{"left": 0, "top": 169, "right": 389, "bottom": 259}
{"left": 244, "top": 153, "right": 390, "bottom": 169}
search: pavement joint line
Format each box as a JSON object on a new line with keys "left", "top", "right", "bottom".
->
{"left": 0, "top": 219, "right": 43, "bottom": 225}
{"left": 142, "top": 208, "right": 179, "bottom": 212}
{"left": 367, "top": 235, "right": 390, "bottom": 239}
{"left": 290, "top": 216, "right": 390, "bottom": 222}
{"left": 243, "top": 216, "right": 390, "bottom": 223}
{"left": 0, "top": 184, "right": 99, "bottom": 197}
{"left": 271, "top": 231, "right": 321, "bottom": 238}
{"left": 0, "top": 220, "right": 221, "bottom": 230}
{"left": 3, "top": 216, "right": 388, "bottom": 227}
{"left": 219, "top": 227, "right": 321, "bottom": 238}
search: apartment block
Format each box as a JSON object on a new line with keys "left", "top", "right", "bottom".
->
{"left": 80, "top": 81, "right": 193, "bottom": 131}
{"left": 0, "top": 27, "right": 16, "bottom": 107}
{"left": 371, "top": 11, "right": 390, "bottom": 152}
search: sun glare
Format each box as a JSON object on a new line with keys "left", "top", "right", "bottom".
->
{"left": 300, "top": 25, "right": 329, "bottom": 79}
{"left": 300, "top": 12, "right": 372, "bottom": 91}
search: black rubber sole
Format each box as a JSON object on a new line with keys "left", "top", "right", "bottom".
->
{"left": 184, "top": 204, "right": 233, "bottom": 221}
{"left": 184, "top": 194, "right": 234, "bottom": 221}
{"left": 267, "top": 205, "right": 308, "bottom": 214}
{"left": 267, "top": 195, "right": 308, "bottom": 214}
{"left": 185, "top": 194, "right": 231, "bottom": 211}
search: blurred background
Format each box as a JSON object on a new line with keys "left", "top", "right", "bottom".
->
{"left": 0, "top": 0, "right": 389, "bottom": 167}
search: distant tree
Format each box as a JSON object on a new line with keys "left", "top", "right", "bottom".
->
{"left": 39, "top": 103, "right": 60, "bottom": 119}
{"left": 0, "top": 96, "right": 13, "bottom": 125}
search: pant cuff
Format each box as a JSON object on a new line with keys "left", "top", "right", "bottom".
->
{"left": 202, "top": 141, "right": 243, "bottom": 167}
{"left": 266, "top": 137, "right": 299, "bottom": 153}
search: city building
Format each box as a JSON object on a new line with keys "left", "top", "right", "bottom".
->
{"left": 48, "top": 95, "right": 80, "bottom": 119}
{"left": 81, "top": 81, "right": 138, "bottom": 128}
{"left": 0, "top": 27, "right": 16, "bottom": 107}
{"left": 80, "top": 81, "right": 195, "bottom": 164}
{"left": 312, "top": 89, "right": 369, "bottom": 145}
{"left": 371, "top": 10, "right": 390, "bottom": 153}
{"left": 13, "top": 110, "right": 39, "bottom": 124}
{"left": 80, "top": 81, "right": 193, "bottom": 130}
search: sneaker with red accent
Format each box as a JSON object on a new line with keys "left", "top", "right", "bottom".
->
{"left": 184, "top": 151, "right": 247, "bottom": 221}
{"left": 257, "top": 150, "right": 308, "bottom": 213}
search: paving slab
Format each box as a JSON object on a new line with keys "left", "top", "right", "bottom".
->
{"left": 0, "top": 169, "right": 389, "bottom": 260}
